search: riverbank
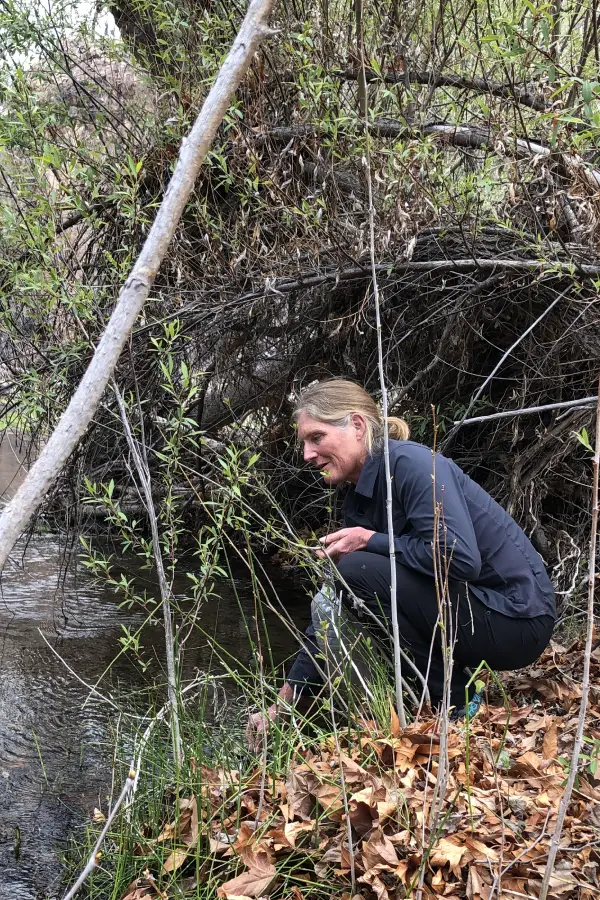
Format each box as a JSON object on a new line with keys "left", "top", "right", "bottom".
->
{"left": 64, "top": 638, "right": 600, "bottom": 900}
{"left": 0, "top": 530, "right": 308, "bottom": 900}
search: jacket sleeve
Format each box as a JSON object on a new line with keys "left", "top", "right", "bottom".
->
{"left": 366, "top": 446, "right": 481, "bottom": 581}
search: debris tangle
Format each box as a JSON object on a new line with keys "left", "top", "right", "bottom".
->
{"left": 121, "top": 639, "right": 600, "bottom": 900}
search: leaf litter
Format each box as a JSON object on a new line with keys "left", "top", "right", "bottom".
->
{"left": 120, "top": 639, "right": 600, "bottom": 899}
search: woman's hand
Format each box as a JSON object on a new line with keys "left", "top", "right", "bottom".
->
{"left": 316, "top": 526, "right": 375, "bottom": 560}
{"left": 246, "top": 704, "right": 278, "bottom": 752}
{"left": 246, "top": 683, "right": 295, "bottom": 751}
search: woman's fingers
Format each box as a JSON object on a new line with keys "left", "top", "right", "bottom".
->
{"left": 320, "top": 529, "right": 347, "bottom": 546}
{"left": 246, "top": 712, "right": 266, "bottom": 751}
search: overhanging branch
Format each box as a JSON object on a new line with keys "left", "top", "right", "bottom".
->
{"left": 337, "top": 68, "right": 549, "bottom": 113}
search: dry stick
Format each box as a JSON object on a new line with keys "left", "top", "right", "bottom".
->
{"left": 0, "top": 0, "right": 276, "bottom": 573}
{"left": 323, "top": 633, "right": 357, "bottom": 894}
{"left": 456, "top": 396, "right": 599, "bottom": 425}
{"left": 62, "top": 771, "right": 137, "bottom": 900}
{"left": 114, "top": 384, "right": 182, "bottom": 766}
{"left": 539, "top": 377, "right": 600, "bottom": 900}
{"left": 452, "top": 284, "right": 572, "bottom": 434}
{"left": 358, "top": 0, "right": 406, "bottom": 730}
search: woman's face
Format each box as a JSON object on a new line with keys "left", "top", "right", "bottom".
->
{"left": 297, "top": 411, "right": 367, "bottom": 485}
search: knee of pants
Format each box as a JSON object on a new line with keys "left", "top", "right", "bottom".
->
{"left": 336, "top": 551, "right": 373, "bottom": 588}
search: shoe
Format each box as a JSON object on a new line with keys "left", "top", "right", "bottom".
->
{"left": 449, "top": 688, "right": 484, "bottom": 722}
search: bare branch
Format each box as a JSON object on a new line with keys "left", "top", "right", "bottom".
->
{"left": 455, "top": 396, "right": 599, "bottom": 425}
{"left": 336, "top": 67, "right": 550, "bottom": 112}
{"left": 539, "top": 378, "right": 600, "bottom": 900}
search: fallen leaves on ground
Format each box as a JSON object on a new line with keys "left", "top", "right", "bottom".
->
{"left": 120, "top": 639, "right": 600, "bottom": 899}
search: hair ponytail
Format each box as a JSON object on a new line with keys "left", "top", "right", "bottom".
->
{"left": 386, "top": 416, "right": 410, "bottom": 441}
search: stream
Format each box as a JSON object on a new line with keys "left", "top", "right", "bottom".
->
{"left": 0, "top": 433, "right": 307, "bottom": 899}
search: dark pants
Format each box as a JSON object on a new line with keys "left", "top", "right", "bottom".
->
{"left": 336, "top": 551, "right": 554, "bottom": 707}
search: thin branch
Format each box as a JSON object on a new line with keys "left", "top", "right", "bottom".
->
{"left": 336, "top": 67, "right": 550, "bottom": 112}
{"left": 539, "top": 376, "right": 600, "bottom": 900}
{"left": 61, "top": 771, "right": 137, "bottom": 900}
{"left": 0, "top": 0, "right": 277, "bottom": 572}
{"left": 262, "top": 120, "right": 600, "bottom": 189}
{"left": 455, "top": 396, "right": 599, "bottom": 425}
{"left": 114, "top": 383, "right": 182, "bottom": 766}
{"left": 358, "top": 2, "right": 406, "bottom": 728}
{"left": 450, "top": 284, "right": 571, "bottom": 436}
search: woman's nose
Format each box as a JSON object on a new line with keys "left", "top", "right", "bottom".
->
{"left": 304, "top": 444, "right": 317, "bottom": 462}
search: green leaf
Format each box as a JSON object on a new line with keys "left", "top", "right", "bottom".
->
{"left": 574, "top": 427, "right": 594, "bottom": 453}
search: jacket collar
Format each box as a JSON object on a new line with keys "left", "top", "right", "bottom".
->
{"left": 354, "top": 452, "right": 381, "bottom": 498}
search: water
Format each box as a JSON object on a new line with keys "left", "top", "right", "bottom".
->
{"left": 0, "top": 434, "right": 308, "bottom": 899}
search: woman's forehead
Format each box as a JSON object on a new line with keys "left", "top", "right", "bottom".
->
{"left": 297, "top": 412, "right": 326, "bottom": 438}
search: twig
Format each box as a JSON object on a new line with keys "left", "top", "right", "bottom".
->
{"left": 539, "top": 375, "right": 600, "bottom": 900}
{"left": 114, "top": 383, "right": 182, "bottom": 766}
{"left": 38, "top": 628, "right": 135, "bottom": 717}
{"left": 323, "top": 631, "right": 356, "bottom": 893}
{"left": 62, "top": 675, "right": 207, "bottom": 900}
{"left": 452, "top": 285, "right": 572, "bottom": 433}
{"left": 61, "top": 770, "right": 137, "bottom": 900}
{"left": 490, "top": 809, "right": 551, "bottom": 899}
{"left": 0, "top": 0, "right": 277, "bottom": 572}
{"left": 334, "top": 67, "right": 549, "bottom": 111}
{"left": 358, "top": 0, "right": 406, "bottom": 730}
{"left": 455, "top": 396, "right": 598, "bottom": 425}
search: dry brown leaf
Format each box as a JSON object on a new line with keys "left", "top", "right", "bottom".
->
{"left": 542, "top": 722, "right": 558, "bottom": 760}
{"left": 121, "top": 877, "right": 161, "bottom": 900}
{"left": 210, "top": 837, "right": 234, "bottom": 855}
{"left": 152, "top": 821, "right": 177, "bottom": 844}
{"left": 429, "top": 837, "right": 467, "bottom": 873}
{"left": 121, "top": 890, "right": 159, "bottom": 900}
{"left": 466, "top": 866, "right": 491, "bottom": 900}
{"left": 283, "top": 821, "right": 314, "bottom": 848}
{"left": 313, "top": 781, "right": 344, "bottom": 820}
{"left": 390, "top": 700, "right": 401, "bottom": 738}
{"left": 358, "top": 864, "right": 394, "bottom": 900}
{"left": 216, "top": 866, "right": 277, "bottom": 899}
{"left": 286, "top": 766, "right": 315, "bottom": 821}
{"left": 362, "top": 829, "right": 398, "bottom": 870}
{"left": 464, "top": 838, "right": 499, "bottom": 862}
{"left": 162, "top": 848, "right": 188, "bottom": 874}
{"left": 239, "top": 846, "right": 275, "bottom": 875}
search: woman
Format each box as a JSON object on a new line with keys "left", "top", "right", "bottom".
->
{"left": 247, "top": 379, "right": 555, "bottom": 740}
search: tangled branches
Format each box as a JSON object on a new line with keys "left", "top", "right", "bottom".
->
{"left": 0, "top": 0, "right": 599, "bottom": 610}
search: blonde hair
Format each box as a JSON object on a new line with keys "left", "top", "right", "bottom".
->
{"left": 294, "top": 378, "right": 410, "bottom": 453}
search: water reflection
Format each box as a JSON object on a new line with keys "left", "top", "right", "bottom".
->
{"left": 0, "top": 436, "right": 308, "bottom": 899}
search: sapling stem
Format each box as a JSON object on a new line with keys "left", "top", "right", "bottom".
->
{"left": 539, "top": 376, "right": 600, "bottom": 900}
{"left": 358, "top": 0, "right": 406, "bottom": 729}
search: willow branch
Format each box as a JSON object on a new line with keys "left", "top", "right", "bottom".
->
{"left": 0, "top": 0, "right": 276, "bottom": 572}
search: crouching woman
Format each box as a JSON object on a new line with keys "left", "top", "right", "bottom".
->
{"left": 247, "top": 379, "right": 555, "bottom": 743}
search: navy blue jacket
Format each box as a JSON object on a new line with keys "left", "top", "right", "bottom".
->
{"left": 344, "top": 440, "right": 555, "bottom": 619}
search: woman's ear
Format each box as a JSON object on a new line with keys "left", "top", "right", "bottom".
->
{"left": 351, "top": 413, "right": 367, "bottom": 440}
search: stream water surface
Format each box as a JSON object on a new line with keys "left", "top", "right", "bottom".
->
{"left": 0, "top": 434, "right": 307, "bottom": 899}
